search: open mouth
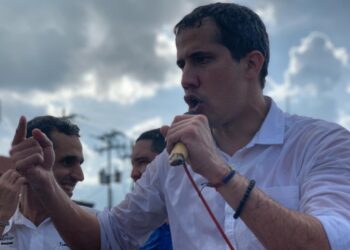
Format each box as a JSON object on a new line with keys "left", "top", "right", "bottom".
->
{"left": 61, "top": 182, "right": 76, "bottom": 193}
{"left": 184, "top": 95, "right": 202, "bottom": 112}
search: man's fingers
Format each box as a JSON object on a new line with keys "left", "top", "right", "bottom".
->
{"left": 32, "top": 129, "right": 53, "bottom": 148}
{"left": 10, "top": 137, "right": 41, "bottom": 157}
{"left": 15, "top": 176, "right": 26, "bottom": 187}
{"left": 160, "top": 125, "right": 170, "bottom": 138}
{"left": 11, "top": 146, "right": 43, "bottom": 163}
{"left": 32, "top": 129, "right": 55, "bottom": 170}
{"left": 11, "top": 116, "right": 27, "bottom": 147}
{"left": 15, "top": 154, "right": 43, "bottom": 173}
{"left": 2, "top": 169, "right": 19, "bottom": 183}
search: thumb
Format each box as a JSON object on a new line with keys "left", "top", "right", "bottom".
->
{"left": 32, "top": 129, "right": 55, "bottom": 170}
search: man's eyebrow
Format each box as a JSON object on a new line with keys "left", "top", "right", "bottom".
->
{"left": 177, "top": 51, "right": 213, "bottom": 66}
{"left": 134, "top": 156, "right": 151, "bottom": 162}
{"left": 59, "top": 155, "right": 84, "bottom": 164}
{"left": 190, "top": 51, "right": 212, "bottom": 58}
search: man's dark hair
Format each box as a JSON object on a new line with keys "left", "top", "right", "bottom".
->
{"left": 136, "top": 128, "right": 165, "bottom": 154}
{"left": 26, "top": 115, "right": 80, "bottom": 140}
{"left": 174, "top": 2, "right": 269, "bottom": 88}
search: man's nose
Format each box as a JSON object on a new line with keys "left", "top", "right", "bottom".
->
{"left": 181, "top": 64, "right": 200, "bottom": 90}
{"left": 71, "top": 164, "right": 84, "bottom": 182}
{"left": 131, "top": 168, "right": 141, "bottom": 182}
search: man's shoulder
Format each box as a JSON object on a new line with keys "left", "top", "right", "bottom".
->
{"left": 285, "top": 114, "right": 350, "bottom": 147}
{"left": 287, "top": 114, "right": 347, "bottom": 134}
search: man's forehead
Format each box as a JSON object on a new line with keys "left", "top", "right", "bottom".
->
{"left": 50, "top": 131, "right": 83, "bottom": 159}
{"left": 51, "top": 131, "right": 81, "bottom": 148}
{"left": 176, "top": 18, "right": 218, "bottom": 41}
{"left": 133, "top": 139, "right": 153, "bottom": 150}
{"left": 132, "top": 140, "right": 154, "bottom": 156}
{"left": 176, "top": 19, "right": 221, "bottom": 57}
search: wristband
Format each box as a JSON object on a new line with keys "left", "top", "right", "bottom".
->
{"left": 233, "top": 179, "right": 256, "bottom": 219}
{"left": 205, "top": 166, "right": 236, "bottom": 189}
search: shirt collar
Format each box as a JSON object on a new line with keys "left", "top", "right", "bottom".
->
{"left": 245, "top": 98, "right": 285, "bottom": 148}
{"left": 2, "top": 206, "right": 21, "bottom": 235}
{"left": 3, "top": 205, "right": 52, "bottom": 235}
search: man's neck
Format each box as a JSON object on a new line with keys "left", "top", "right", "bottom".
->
{"left": 212, "top": 96, "right": 271, "bottom": 156}
{"left": 19, "top": 187, "right": 49, "bottom": 226}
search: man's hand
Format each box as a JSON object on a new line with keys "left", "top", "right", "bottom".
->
{"left": 9, "top": 116, "right": 55, "bottom": 188}
{"left": 0, "top": 169, "right": 25, "bottom": 223}
{"left": 161, "top": 114, "right": 227, "bottom": 181}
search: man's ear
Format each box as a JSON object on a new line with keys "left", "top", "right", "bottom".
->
{"left": 244, "top": 50, "right": 265, "bottom": 80}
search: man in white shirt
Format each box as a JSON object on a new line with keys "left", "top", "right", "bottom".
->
{"left": 10, "top": 2, "right": 350, "bottom": 250}
{"left": 131, "top": 129, "right": 173, "bottom": 250}
{"left": 1, "top": 115, "right": 86, "bottom": 250}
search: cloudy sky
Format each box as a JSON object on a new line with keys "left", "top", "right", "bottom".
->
{"left": 0, "top": 0, "right": 349, "bottom": 210}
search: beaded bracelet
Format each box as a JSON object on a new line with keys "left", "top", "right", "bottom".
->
{"left": 205, "top": 167, "right": 236, "bottom": 189}
{"left": 0, "top": 220, "right": 9, "bottom": 227}
{"left": 233, "top": 179, "right": 256, "bottom": 219}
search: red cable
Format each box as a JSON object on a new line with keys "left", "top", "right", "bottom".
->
{"left": 182, "top": 162, "right": 235, "bottom": 250}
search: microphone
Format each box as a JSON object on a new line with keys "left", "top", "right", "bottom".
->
{"left": 168, "top": 111, "right": 196, "bottom": 166}
{"left": 169, "top": 142, "right": 188, "bottom": 166}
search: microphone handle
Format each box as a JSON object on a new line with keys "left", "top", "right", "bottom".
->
{"left": 169, "top": 142, "right": 188, "bottom": 166}
{"left": 168, "top": 111, "right": 196, "bottom": 166}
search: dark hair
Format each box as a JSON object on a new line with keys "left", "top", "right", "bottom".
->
{"left": 136, "top": 128, "right": 165, "bottom": 154}
{"left": 174, "top": 2, "right": 269, "bottom": 88}
{"left": 26, "top": 115, "right": 80, "bottom": 140}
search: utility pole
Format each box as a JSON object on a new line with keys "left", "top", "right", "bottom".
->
{"left": 95, "top": 130, "right": 131, "bottom": 209}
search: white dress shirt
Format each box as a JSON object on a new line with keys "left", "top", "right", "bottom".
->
{"left": 98, "top": 99, "right": 350, "bottom": 250}
{"left": 1, "top": 206, "right": 98, "bottom": 250}
{"left": 1, "top": 207, "right": 70, "bottom": 250}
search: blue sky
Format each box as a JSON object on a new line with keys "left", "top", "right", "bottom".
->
{"left": 0, "top": 0, "right": 349, "bottom": 210}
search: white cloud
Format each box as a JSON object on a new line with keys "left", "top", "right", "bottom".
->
{"left": 285, "top": 32, "right": 345, "bottom": 91}
{"left": 107, "top": 76, "right": 159, "bottom": 105}
{"left": 268, "top": 31, "right": 350, "bottom": 123}
{"left": 83, "top": 7, "right": 108, "bottom": 51}
{"left": 126, "top": 116, "right": 164, "bottom": 140}
{"left": 155, "top": 29, "right": 176, "bottom": 58}
{"left": 338, "top": 111, "right": 350, "bottom": 129}
{"left": 255, "top": 3, "right": 276, "bottom": 27}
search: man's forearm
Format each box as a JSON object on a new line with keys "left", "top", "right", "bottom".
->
{"left": 36, "top": 174, "right": 100, "bottom": 250}
{"left": 218, "top": 173, "right": 331, "bottom": 250}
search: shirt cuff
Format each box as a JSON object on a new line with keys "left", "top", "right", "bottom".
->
{"left": 316, "top": 214, "right": 350, "bottom": 250}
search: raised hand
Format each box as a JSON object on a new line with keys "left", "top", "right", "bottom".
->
{"left": 0, "top": 169, "right": 25, "bottom": 226}
{"left": 9, "top": 116, "right": 55, "bottom": 188}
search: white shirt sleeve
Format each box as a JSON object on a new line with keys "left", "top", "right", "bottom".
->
{"left": 298, "top": 124, "right": 350, "bottom": 249}
{"left": 97, "top": 154, "right": 168, "bottom": 250}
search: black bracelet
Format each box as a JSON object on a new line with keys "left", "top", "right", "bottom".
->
{"left": 233, "top": 179, "right": 256, "bottom": 219}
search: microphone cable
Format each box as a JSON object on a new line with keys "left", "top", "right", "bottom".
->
{"left": 182, "top": 162, "right": 235, "bottom": 250}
